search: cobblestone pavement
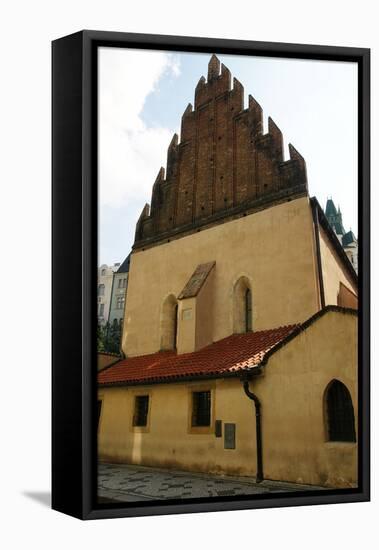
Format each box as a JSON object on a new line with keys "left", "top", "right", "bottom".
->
{"left": 98, "top": 463, "right": 325, "bottom": 503}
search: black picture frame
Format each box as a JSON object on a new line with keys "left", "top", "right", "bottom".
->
{"left": 52, "top": 30, "right": 370, "bottom": 520}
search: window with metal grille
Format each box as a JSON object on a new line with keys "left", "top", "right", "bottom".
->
{"left": 192, "top": 391, "right": 211, "bottom": 427}
{"left": 245, "top": 288, "right": 252, "bottom": 332}
{"left": 133, "top": 395, "right": 149, "bottom": 427}
{"left": 326, "top": 380, "right": 356, "bottom": 442}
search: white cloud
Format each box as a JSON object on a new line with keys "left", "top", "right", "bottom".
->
{"left": 99, "top": 47, "right": 180, "bottom": 209}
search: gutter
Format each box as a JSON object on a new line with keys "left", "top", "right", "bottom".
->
{"left": 240, "top": 372, "right": 264, "bottom": 483}
{"left": 99, "top": 366, "right": 263, "bottom": 388}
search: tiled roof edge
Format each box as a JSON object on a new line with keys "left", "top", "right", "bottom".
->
{"left": 98, "top": 306, "right": 356, "bottom": 387}
{"left": 99, "top": 367, "right": 263, "bottom": 388}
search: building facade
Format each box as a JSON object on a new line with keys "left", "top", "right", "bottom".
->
{"left": 97, "top": 263, "right": 120, "bottom": 325}
{"left": 108, "top": 254, "right": 131, "bottom": 326}
{"left": 98, "top": 56, "right": 358, "bottom": 488}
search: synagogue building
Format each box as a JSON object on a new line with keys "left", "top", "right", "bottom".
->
{"left": 98, "top": 55, "right": 358, "bottom": 488}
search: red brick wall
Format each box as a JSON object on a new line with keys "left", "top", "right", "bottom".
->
{"left": 134, "top": 55, "right": 308, "bottom": 248}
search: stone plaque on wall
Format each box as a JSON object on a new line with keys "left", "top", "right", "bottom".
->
{"left": 224, "top": 423, "right": 236, "bottom": 449}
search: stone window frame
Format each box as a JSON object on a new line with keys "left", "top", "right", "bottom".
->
{"left": 232, "top": 274, "right": 254, "bottom": 334}
{"left": 187, "top": 382, "right": 216, "bottom": 435}
{"left": 130, "top": 390, "right": 152, "bottom": 434}
{"left": 323, "top": 379, "right": 356, "bottom": 443}
{"left": 116, "top": 295, "right": 125, "bottom": 310}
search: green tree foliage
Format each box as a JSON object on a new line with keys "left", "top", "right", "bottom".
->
{"left": 97, "top": 319, "right": 122, "bottom": 354}
{"left": 97, "top": 322, "right": 105, "bottom": 352}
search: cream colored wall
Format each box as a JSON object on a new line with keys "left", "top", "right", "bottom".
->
{"left": 258, "top": 310, "right": 357, "bottom": 487}
{"left": 123, "top": 197, "right": 320, "bottom": 357}
{"left": 319, "top": 226, "right": 357, "bottom": 306}
{"left": 99, "top": 310, "right": 357, "bottom": 487}
{"left": 177, "top": 297, "right": 197, "bottom": 354}
{"left": 98, "top": 379, "right": 257, "bottom": 476}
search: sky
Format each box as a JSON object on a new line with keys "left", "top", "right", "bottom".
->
{"left": 98, "top": 47, "right": 358, "bottom": 266}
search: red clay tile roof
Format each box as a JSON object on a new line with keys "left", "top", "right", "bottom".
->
{"left": 98, "top": 324, "right": 298, "bottom": 386}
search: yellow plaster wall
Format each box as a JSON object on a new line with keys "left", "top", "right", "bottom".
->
{"left": 123, "top": 197, "right": 321, "bottom": 357}
{"left": 177, "top": 297, "right": 197, "bottom": 354}
{"left": 319, "top": 226, "right": 357, "bottom": 306}
{"left": 99, "top": 310, "right": 357, "bottom": 487}
{"left": 98, "top": 379, "right": 257, "bottom": 475}
{"left": 258, "top": 310, "right": 357, "bottom": 487}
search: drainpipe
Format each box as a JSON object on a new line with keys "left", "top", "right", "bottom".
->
{"left": 242, "top": 377, "right": 263, "bottom": 483}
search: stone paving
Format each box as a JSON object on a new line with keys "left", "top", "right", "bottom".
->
{"left": 98, "top": 463, "right": 325, "bottom": 503}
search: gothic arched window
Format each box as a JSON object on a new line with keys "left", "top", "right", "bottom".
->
{"left": 245, "top": 288, "right": 252, "bottom": 332}
{"left": 325, "top": 380, "right": 356, "bottom": 442}
{"left": 160, "top": 294, "right": 178, "bottom": 350}
{"left": 233, "top": 277, "right": 253, "bottom": 334}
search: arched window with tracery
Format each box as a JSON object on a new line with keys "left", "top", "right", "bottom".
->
{"left": 160, "top": 294, "right": 178, "bottom": 350}
{"left": 324, "top": 380, "right": 356, "bottom": 442}
{"left": 233, "top": 276, "right": 253, "bottom": 334}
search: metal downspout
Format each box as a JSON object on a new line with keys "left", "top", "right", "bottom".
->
{"left": 242, "top": 379, "right": 263, "bottom": 483}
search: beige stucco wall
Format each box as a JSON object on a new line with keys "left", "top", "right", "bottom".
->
{"left": 123, "top": 196, "right": 321, "bottom": 357}
{"left": 257, "top": 309, "right": 357, "bottom": 487}
{"left": 177, "top": 297, "right": 197, "bottom": 354}
{"left": 177, "top": 266, "right": 215, "bottom": 354}
{"left": 99, "top": 310, "right": 357, "bottom": 487}
{"left": 319, "top": 226, "right": 357, "bottom": 306}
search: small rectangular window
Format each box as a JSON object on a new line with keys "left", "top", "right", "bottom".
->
{"left": 99, "top": 303, "right": 105, "bottom": 316}
{"left": 133, "top": 395, "right": 149, "bottom": 427}
{"left": 192, "top": 391, "right": 211, "bottom": 427}
{"left": 116, "top": 295, "right": 125, "bottom": 309}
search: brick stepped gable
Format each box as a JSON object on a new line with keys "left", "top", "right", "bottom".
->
{"left": 134, "top": 55, "right": 308, "bottom": 249}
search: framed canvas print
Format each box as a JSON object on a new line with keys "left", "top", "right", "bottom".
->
{"left": 52, "top": 31, "right": 370, "bottom": 520}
